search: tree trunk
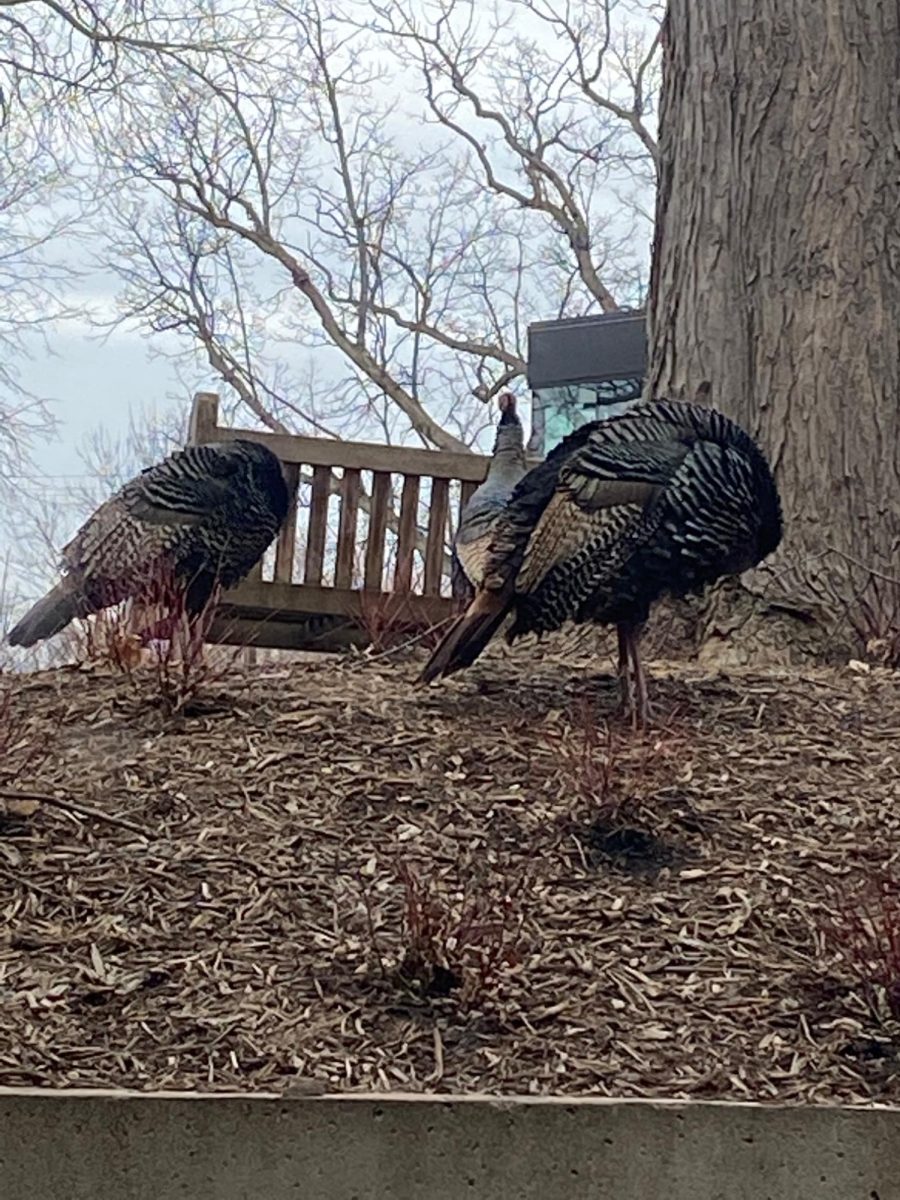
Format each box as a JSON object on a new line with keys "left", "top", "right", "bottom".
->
{"left": 647, "top": 0, "right": 900, "bottom": 663}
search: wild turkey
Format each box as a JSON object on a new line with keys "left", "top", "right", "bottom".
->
{"left": 6, "top": 439, "right": 290, "bottom": 647}
{"left": 420, "top": 398, "right": 783, "bottom": 726}
{"left": 451, "top": 393, "right": 528, "bottom": 602}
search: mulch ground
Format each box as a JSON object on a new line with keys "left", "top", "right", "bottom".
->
{"left": 2, "top": 643, "right": 900, "bottom": 1103}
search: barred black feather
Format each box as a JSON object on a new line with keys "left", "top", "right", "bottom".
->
{"left": 7, "top": 439, "right": 289, "bottom": 647}
{"left": 420, "top": 399, "right": 783, "bottom": 688}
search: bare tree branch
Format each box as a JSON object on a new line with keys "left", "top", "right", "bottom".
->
{"left": 366, "top": 0, "right": 659, "bottom": 309}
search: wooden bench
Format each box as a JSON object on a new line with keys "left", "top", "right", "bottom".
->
{"left": 186, "top": 393, "right": 493, "bottom": 652}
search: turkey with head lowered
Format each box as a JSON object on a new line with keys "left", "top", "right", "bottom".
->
{"left": 6, "top": 439, "right": 290, "bottom": 648}
{"left": 420, "top": 398, "right": 783, "bottom": 727}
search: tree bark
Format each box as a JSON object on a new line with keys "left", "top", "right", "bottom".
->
{"left": 647, "top": 0, "right": 900, "bottom": 660}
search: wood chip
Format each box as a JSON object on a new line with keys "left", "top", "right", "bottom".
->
{"left": 0, "top": 651, "right": 898, "bottom": 1104}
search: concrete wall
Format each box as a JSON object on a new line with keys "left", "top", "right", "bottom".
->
{"left": 0, "top": 1088, "right": 897, "bottom": 1200}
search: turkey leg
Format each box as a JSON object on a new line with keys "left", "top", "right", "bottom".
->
{"left": 616, "top": 621, "right": 649, "bottom": 730}
{"left": 616, "top": 625, "right": 634, "bottom": 710}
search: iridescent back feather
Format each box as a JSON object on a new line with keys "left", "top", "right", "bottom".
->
{"left": 420, "top": 399, "right": 783, "bottom": 682}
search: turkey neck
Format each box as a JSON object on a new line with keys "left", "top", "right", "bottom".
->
{"left": 488, "top": 415, "right": 526, "bottom": 481}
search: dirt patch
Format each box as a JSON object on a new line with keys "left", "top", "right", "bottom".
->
{"left": 586, "top": 823, "right": 683, "bottom": 876}
{"left": 1, "top": 647, "right": 899, "bottom": 1103}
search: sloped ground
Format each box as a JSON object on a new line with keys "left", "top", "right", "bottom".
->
{"left": 2, "top": 645, "right": 900, "bottom": 1103}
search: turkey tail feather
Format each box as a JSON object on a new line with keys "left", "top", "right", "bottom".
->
{"left": 419, "top": 589, "right": 511, "bottom": 683}
{"left": 6, "top": 580, "right": 84, "bottom": 647}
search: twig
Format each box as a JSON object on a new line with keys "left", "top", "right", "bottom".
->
{"left": 356, "top": 616, "right": 459, "bottom": 666}
{"left": 823, "top": 545, "right": 900, "bottom": 589}
{"left": 359, "top": 874, "right": 387, "bottom": 980}
{"left": 427, "top": 1024, "right": 445, "bottom": 1084}
{"left": 0, "top": 790, "right": 151, "bottom": 837}
{"left": 0, "top": 862, "right": 62, "bottom": 902}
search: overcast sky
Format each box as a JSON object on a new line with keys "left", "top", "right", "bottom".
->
{"left": 23, "top": 322, "right": 180, "bottom": 483}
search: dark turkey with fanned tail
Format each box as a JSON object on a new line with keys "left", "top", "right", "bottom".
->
{"left": 7, "top": 439, "right": 290, "bottom": 647}
{"left": 420, "top": 399, "right": 783, "bottom": 726}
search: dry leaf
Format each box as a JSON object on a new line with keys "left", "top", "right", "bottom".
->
{"left": 3, "top": 799, "right": 40, "bottom": 818}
